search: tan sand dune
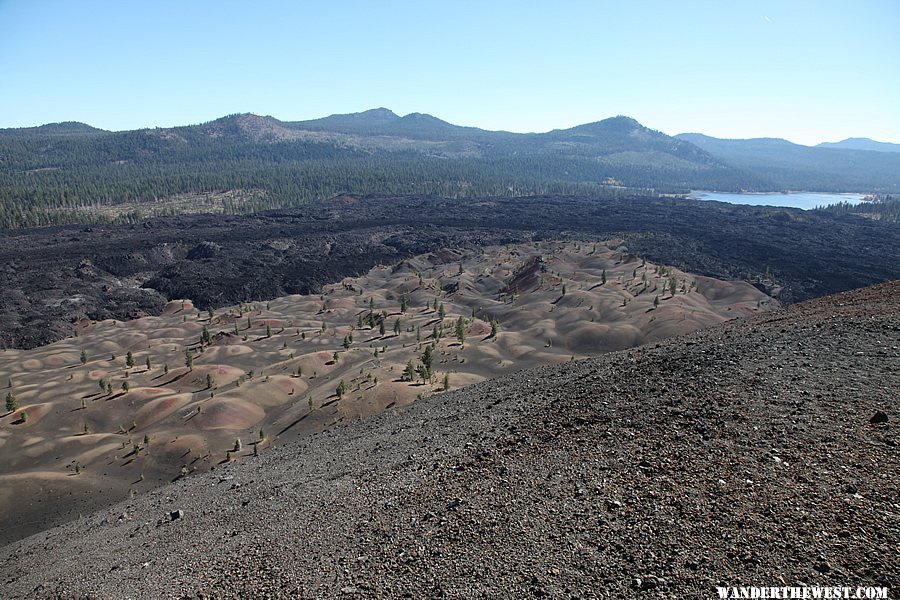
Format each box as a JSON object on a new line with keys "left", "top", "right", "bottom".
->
{"left": 0, "top": 239, "right": 776, "bottom": 538}
{"left": 133, "top": 392, "right": 193, "bottom": 428}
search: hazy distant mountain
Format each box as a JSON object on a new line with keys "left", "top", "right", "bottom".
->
{"left": 677, "top": 132, "right": 900, "bottom": 191}
{"left": 817, "top": 137, "right": 900, "bottom": 153}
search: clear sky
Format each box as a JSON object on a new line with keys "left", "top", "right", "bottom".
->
{"left": 1, "top": 0, "right": 897, "bottom": 145}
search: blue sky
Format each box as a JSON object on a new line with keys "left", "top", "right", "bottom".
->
{"left": 1, "top": 0, "right": 897, "bottom": 144}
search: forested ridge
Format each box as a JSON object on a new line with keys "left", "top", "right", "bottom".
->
{"left": 817, "top": 195, "right": 900, "bottom": 222}
{"left": 1, "top": 109, "right": 896, "bottom": 228}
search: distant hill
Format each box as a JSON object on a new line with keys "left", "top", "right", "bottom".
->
{"left": 677, "top": 132, "right": 900, "bottom": 192}
{"left": 817, "top": 137, "right": 900, "bottom": 153}
{"left": 1, "top": 109, "right": 899, "bottom": 228}
{"left": 0, "top": 121, "right": 106, "bottom": 136}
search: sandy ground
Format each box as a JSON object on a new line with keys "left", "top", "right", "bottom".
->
{"left": 0, "top": 239, "right": 774, "bottom": 543}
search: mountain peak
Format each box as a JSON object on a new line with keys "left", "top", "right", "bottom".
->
{"left": 0, "top": 121, "right": 106, "bottom": 135}
{"left": 560, "top": 115, "right": 647, "bottom": 136}
{"left": 359, "top": 107, "right": 400, "bottom": 120}
{"left": 197, "top": 113, "right": 288, "bottom": 140}
{"left": 817, "top": 137, "right": 900, "bottom": 153}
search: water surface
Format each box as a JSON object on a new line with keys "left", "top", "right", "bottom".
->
{"left": 690, "top": 191, "right": 865, "bottom": 210}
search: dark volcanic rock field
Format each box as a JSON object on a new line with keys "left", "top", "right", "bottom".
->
{"left": 1, "top": 281, "right": 896, "bottom": 598}
{"left": 2, "top": 194, "right": 900, "bottom": 349}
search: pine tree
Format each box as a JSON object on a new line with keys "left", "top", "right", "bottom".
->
{"left": 403, "top": 360, "right": 416, "bottom": 382}
{"left": 126, "top": 351, "right": 134, "bottom": 368}
{"left": 336, "top": 379, "right": 347, "bottom": 399}
{"left": 393, "top": 319, "right": 401, "bottom": 335}
{"left": 455, "top": 316, "right": 466, "bottom": 345}
{"left": 185, "top": 349, "right": 194, "bottom": 371}
{"left": 145, "top": 356, "right": 151, "bottom": 370}
{"left": 438, "top": 303, "right": 446, "bottom": 319}
{"left": 5, "top": 391, "right": 17, "bottom": 412}
{"left": 80, "top": 349, "right": 87, "bottom": 365}
{"left": 443, "top": 373, "right": 450, "bottom": 391}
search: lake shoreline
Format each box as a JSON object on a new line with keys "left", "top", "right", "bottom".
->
{"left": 687, "top": 191, "right": 867, "bottom": 210}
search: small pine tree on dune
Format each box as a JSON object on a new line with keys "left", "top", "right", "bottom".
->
{"left": 6, "top": 392, "right": 18, "bottom": 413}
{"left": 455, "top": 316, "right": 466, "bottom": 346}
{"left": 490, "top": 318, "right": 500, "bottom": 338}
{"left": 403, "top": 360, "right": 416, "bottom": 382}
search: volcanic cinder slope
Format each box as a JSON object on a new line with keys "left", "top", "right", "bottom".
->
{"left": 0, "top": 279, "right": 895, "bottom": 598}
{"left": 0, "top": 240, "right": 774, "bottom": 545}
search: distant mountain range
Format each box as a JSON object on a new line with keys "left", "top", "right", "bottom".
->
{"left": 1, "top": 108, "right": 899, "bottom": 228}
{"left": 816, "top": 137, "right": 900, "bottom": 153}
{"left": 676, "top": 132, "right": 900, "bottom": 191}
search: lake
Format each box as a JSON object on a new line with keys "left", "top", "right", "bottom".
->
{"left": 689, "top": 191, "right": 866, "bottom": 210}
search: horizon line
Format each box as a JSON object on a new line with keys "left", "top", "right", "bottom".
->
{"left": 1, "top": 109, "right": 898, "bottom": 147}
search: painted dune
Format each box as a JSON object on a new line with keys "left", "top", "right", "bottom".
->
{"left": 0, "top": 240, "right": 776, "bottom": 542}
